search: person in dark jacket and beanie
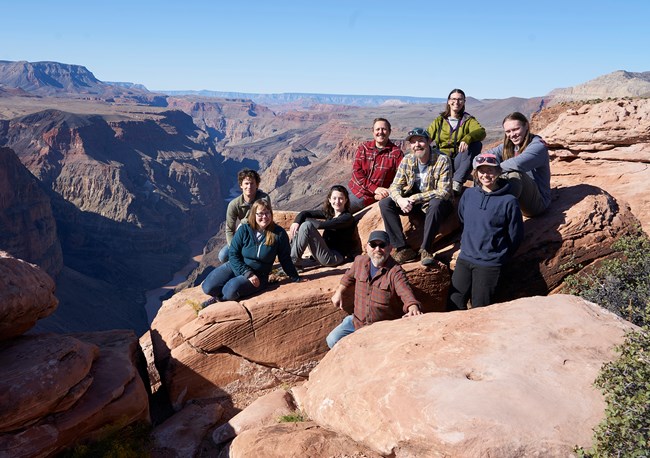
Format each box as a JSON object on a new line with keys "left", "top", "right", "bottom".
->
{"left": 448, "top": 153, "right": 524, "bottom": 310}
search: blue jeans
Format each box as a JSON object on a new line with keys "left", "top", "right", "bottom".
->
{"left": 326, "top": 315, "right": 355, "bottom": 348}
{"left": 217, "top": 244, "right": 229, "bottom": 263}
{"left": 453, "top": 141, "right": 483, "bottom": 185}
{"left": 201, "top": 262, "right": 265, "bottom": 301}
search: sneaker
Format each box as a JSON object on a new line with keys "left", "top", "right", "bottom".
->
{"left": 452, "top": 181, "right": 463, "bottom": 194}
{"left": 420, "top": 249, "right": 436, "bottom": 267}
{"left": 393, "top": 247, "right": 418, "bottom": 264}
{"left": 200, "top": 297, "right": 218, "bottom": 309}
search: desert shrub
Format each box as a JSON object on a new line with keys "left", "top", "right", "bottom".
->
{"left": 60, "top": 421, "right": 152, "bottom": 458}
{"left": 564, "top": 234, "right": 649, "bottom": 326}
{"left": 568, "top": 234, "right": 650, "bottom": 456}
{"left": 278, "top": 410, "right": 307, "bottom": 423}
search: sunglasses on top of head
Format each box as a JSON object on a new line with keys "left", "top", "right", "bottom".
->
{"left": 475, "top": 155, "right": 498, "bottom": 165}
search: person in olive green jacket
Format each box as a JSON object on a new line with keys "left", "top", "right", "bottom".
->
{"left": 426, "top": 88, "right": 486, "bottom": 195}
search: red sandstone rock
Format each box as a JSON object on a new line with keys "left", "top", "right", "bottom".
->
{"left": 152, "top": 400, "right": 224, "bottom": 458}
{"left": 212, "top": 389, "right": 296, "bottom": 445}
{"left": 537, "top": 99, "right": 650, "bottom": 233}
{"left": 148, "top": 257, "right": 450, "bottom": 413}
{"left": 0, "top": 252, "right": 58, "bottom": 340}
{"left": 0, "top": 330, "right": 149, "bottom": 458}
{"left": 301, "top": 295, "right": 635, "bottom": 457}
{"left": 230, "top": 421, "right": 383, "bottom": 458}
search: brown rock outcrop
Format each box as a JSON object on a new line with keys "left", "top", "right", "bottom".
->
{"left": 301, "top": 295, "right": 635, "bottom": 457}
{"left": 0, "top": 251, "right": 57, "bottom": 340}
{"left": 152, "top": 400, "right": 224, "bottom": 458}
{"left": 0, "top": 147, "right": 62, "bottom": 278}
{"left": 148, "top": 257, "right": 450, "bottom": 414}
{"left": 0, "top": 330, "right": 149, "bottom": 458}
{"left": 229, "top": 421, "right": 384, "bottom": 458}
{"left": 536, "top": 98, "right": 650, "bottom": 233}
{"left": 212, "top": 388, "right": 297, "bottom": 445}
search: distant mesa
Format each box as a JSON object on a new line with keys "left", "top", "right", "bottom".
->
{"left": 160, "top": 89, "right": 447, "bottom": 107}
{"left": 550, "top": 70, "right": 650, "bottom": 101}
{"left": 0, "top": 60, "right": 166, "bottom": 105}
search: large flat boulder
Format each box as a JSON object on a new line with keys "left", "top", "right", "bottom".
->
{"left": 301, "top": 295, "right": 635, "bottom": 457}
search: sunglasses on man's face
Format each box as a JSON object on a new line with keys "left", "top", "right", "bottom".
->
{"left": 475, "top": 155, "right": 498, "bottom": 166}
{"left": 368, "top": 241, "right": 387, "bottom": 249}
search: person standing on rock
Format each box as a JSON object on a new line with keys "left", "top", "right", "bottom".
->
{"left": 485, "top": 112, "right": 551, "bottom": 216}
{"left": 201, "top": 199, "right": 299, "bottom": 306}
{"left": 326, "top": 230, "right": 422, "bottom": 348}
{"left": 448, "top": 153, "right": 524, "bottom": 310}
{"left": 379, "top": 128, "right": 453, "bottom": 266}
{"left": 347, "top": 117, "right": 404, "bottom": 213}
{"left": 289, "top": 185, "right": 357, "bottom": 270}
{"left": 218, "top": 169, "right": 270, "bottom": 263}
{"left": 426, "top": 88, "right": 486, "bottom": 196}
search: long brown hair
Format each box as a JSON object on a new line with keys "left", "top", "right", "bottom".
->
{"left": 322, "top": 185, "right": 351, "bottom": 218}
{"left": 440, "top": 88, "right": 466, "bottom": 119}
{"left": 501, "top": 112, "right": 534, "bottom": 161}
{"left": 247, "top": 198, "right": 276, "bottom": 245}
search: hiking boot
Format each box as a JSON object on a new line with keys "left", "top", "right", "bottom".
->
{"left": 200, "top": 296, "right": 218, "bottom": 309}
{"left": 393, "top": 247, "right": 418, "bottom": 264}
{"left": 420, "top": 249, "right": 436, "bottom": 267}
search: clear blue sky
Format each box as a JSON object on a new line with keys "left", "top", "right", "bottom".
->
{"left": 3, "top": 0, "right": 649, "bottom": 99}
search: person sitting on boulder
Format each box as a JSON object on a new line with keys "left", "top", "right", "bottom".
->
{"left": 347, "top": 117, "right": 404, "bottom": 213}
{"left": 289, "top": 185, "right": 357, "bottom": 270}
{"left": 448, "top": 153, "right": 524, "bottom": 310}
{"left": 201, "top": 199, "right": 300, "bottom": 307}
{"left": 379, "top": 128, "right": 453, "bottom": 266}
{"left": 218, "top": 168, "right": 270, "bottom": 263}
{"left": 426, "top": 88, "right": 486, "bottom": 196}
{"left": 485, "top": 112, "right": 551, "bottom": 216}
{"left": 326, "top": 230, "right": 422, "bottom": 348}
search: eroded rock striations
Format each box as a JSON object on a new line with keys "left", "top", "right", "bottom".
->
{"left": 535, "top": 98, "right": 650, "bottom": 233}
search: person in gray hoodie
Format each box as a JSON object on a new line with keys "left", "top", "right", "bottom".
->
{"left": 448, "top": 153, "right": 524, "bottom": 310}
{"left": 485, "top": 112, "right": 551, "bottom": 216}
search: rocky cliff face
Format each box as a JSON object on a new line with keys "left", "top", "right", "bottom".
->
{"left": 0, "top": 147, "right": 62, "bottom": 278}
{"left": 0, "top": 108, "right": 226, "bottom": 333}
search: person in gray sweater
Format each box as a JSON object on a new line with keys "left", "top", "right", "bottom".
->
{"left": 485, "top": 112, "right": 551, "bottom": 216}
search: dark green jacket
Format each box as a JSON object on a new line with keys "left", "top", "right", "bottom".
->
{"left": 426, "top": 112, "right": 486, "bottom": 158}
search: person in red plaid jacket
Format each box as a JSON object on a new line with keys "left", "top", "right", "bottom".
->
{"left": 347, "top": 118, "right": 404, "bottom": 213}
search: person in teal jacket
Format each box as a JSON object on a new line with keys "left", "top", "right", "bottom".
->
{"left": 200, "top": 199, "right": 300, "bottom": 307}
{"left": 426, "top": 88, "right": 486, "bottom": 195}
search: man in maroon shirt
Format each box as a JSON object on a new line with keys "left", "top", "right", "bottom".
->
{"left": 347, "top": 118, "right": 404, "bottom": 213}
{"left": 326, "top": 230, "right": 422, "bottom": 348}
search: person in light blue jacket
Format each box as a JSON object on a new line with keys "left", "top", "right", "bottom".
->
{"left": 485, "top": 112, "right": 551, "bottom": 216}
{"left": 200, "top": 199, "right": 300, "bottom": 307}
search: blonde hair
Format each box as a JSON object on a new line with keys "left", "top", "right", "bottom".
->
{"left": 247, "top": 199, "right": 276, "bottom": 245}
{"left": 501, "top": 112, "right": 534, "bottom": 161}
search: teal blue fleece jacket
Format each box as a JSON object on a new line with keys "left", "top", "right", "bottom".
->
{"left": 229, "top": 223, "right": 299, "bottom": 282}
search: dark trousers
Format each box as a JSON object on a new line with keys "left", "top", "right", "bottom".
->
{"left": 379, "top": 197, "right": 452, "bottom": 252}
{"left": 452, "top": 141, "right": 483, "bottom": 184}
{"left": 448, "top": 258, "right": 502, "bottom": 310}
